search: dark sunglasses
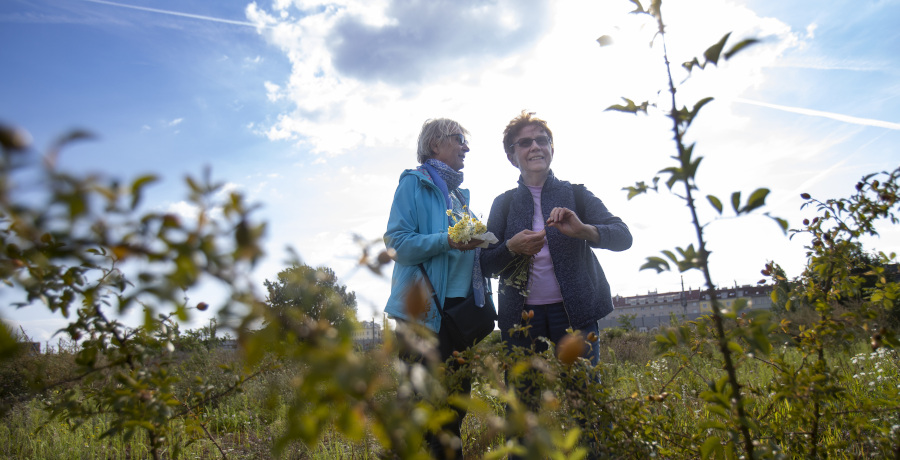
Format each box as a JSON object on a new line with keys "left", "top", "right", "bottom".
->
{"left": 510, "top": 135, "right": 551, "bottom": 150}
{"left": 444, "top": 133, "right": 468, "bottom": 147}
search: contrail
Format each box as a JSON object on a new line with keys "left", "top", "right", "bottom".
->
{"left": 81, "top": 0, "right": 258, "bottom": 28}
{"left": 735, "top": 98, "right": 900, "bottom": 131}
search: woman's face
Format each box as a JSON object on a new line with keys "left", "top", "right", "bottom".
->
{"left": 507, "top": 124, "right": 553, "bottom": 176}
{"left": 431, "top": 130, "right": 469, "bottom": 171}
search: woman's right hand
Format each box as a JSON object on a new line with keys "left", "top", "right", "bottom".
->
{"left": 505, "top": 229, "right": 546, "bottom": 256}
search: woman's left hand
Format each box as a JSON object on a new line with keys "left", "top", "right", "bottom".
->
{"left": 448, "top": 236, "right": 484, "bottom": 251}
{"left": 546, "top": 207, "right": 600, "bottom": 243}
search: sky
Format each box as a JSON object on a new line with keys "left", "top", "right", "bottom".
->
{"left": 1, "top": 0, "right": 899, "bottom": 345}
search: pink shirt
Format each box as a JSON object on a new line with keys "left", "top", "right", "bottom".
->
{"left": 526, "top": 185, "right": 564, "bottom": 305}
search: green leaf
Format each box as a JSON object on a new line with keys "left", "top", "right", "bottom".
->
{"left": 750, "top": 326, "right": 773, "bottom": 355}
{"left": 683, "top": 156, "right": 703, "bottom": 182}
{"left": 731, "top": 191, "right": 741, "bottom": 214}
{"left": 699, "top": 420, "right": 728, "bottom": 431}
{"left": 628, "top": 0, "right": 644, "bottom": 14}
{"left": 661, "top": 166, "right": 681, "bottom": 190}
{"left": 605, "top": 97, "right": 649, "bottom": 115}
{"left": 49, "top": 129, "right": 95, "bottom": 156}
{"left": 704, "top": 33, "right": 732, "bottom": 67}
{"left": 661, "top": 250, "right": 678, "bottom": 264}
{"left": 0, "top": 324, "right": 17, "bottom": 360}
{"left": 561, "top": 427, "right": 581, "bottom": 450}
{"left": 185, "top": 176, "right": 202, "bottom": 194}
{"left": 130, "top": 175, "right": 159, "bottom": 210}
{"left": 766, "top": 213, "right": 789, "bottom": 234}
{"left": 622, "top": 178, "right": 659, "bottom": 199}
{"left": 683, "top": 57, "right": 701, "bottom": 73}
{"left": 685, "top": 97, "right": 714, "bottom": 128}
{"left": 724, "top": 38, "right": 760, "bottom": 60}
{"left": 640, "top": 257, "right": 671, "bottom": 273}
{"left": 741, "top": 188, "right": 769, "bottom": 214}
{"left": 707, "top": 195, "right": 723, "bottom": 214}
{"left": 702, "top": 436, "right": 723, "bottom": 459}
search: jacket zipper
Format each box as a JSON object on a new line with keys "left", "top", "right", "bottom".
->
{"left": 518, "top": 185, "right": 573, "bottom": 330}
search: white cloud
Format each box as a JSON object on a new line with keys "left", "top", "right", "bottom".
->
{"left": 235, "top": 0, "right": 899, "bottom": 313}
{"left": 167, "top": 200, "right": 200, "bottom": 220}
{"left": 806, "top": 23, "right": 817, "bottom": 39}
{"left": 264, "top": 81, "right": 283, "bottom": 102}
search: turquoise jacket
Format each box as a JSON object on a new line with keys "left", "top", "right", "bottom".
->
{"left": 383, "top": 167, "right": 471, "bottom": 332}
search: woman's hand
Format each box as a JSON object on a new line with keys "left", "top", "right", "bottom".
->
{"left": 506, "top": 229, "right": 546, "bottom": 256}
{"left": 448, "top": 236, "right": 484, "bottom": 251}
{"left": 546, "top": 207, "right": 600, "bottom": 243}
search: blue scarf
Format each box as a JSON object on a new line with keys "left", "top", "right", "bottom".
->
{"left": 423, "top": 159, "right": 486, "bottom": 308}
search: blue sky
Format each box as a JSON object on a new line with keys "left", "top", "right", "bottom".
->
{"left": 2, "top": 0, "right": 899, "bottom": 344}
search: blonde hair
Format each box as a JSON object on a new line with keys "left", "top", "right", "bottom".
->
{"left": 416, "top": 118, "right": 470, "bottom": 163}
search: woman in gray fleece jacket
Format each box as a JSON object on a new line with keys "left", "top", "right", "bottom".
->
{"left": 481, "top": 110, "right": 632, "bottom": 458}
{"left": 481, "top": 110, "right": 633, "bottom": 361}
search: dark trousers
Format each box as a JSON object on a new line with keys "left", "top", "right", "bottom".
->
{"left": 501, "top": 303, "right": 600, "bottom": 459}
{"left": 399, "top": 297, "right": 472, "bottom": 460}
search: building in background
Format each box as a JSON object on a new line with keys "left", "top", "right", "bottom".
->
{"left": 599, "top": 284, "right": 774, "bottom": 333}
{"left": 353, "top": 320, "right": 383, "bottom": 349}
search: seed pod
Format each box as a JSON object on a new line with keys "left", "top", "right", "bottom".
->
{"left": 196, "top": 302, "right": 209, "bottom": 311}
{"left": 376, "top": 250, "right": 393, "bottom": 265}
{"left": 404, "top": 280, "right": 430, "bottom": 318}
{"left": 557, "top": 334, "right": 585, "bottom": 365}
{"left": 0, "top": 124, "right": 31, "bottom": 151}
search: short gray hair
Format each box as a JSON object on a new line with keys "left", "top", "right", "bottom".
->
{"left": 416, "top": 118, "right": 470, "bottom": 164}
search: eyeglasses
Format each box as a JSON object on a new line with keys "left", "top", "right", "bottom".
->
{"left": 510, "top": 135, "right": 552, "bottom": 150}
{"left": 444, "top": 133, "right": 468, "bottom": 147}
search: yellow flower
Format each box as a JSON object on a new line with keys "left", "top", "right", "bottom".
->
{"left": 447, "top": 208, "right": 488, "bottom": 244}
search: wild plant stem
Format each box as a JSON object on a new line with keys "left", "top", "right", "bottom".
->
{"left": 654, "top": 7, "right": 756, "bottom": 457}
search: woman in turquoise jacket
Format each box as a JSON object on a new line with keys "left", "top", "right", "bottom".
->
{"left": 384, "top": 117, "right": 490, "bottom": 460}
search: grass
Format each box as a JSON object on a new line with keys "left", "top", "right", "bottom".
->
{"left": 1, "top": 331, "right": 898, "bottom": 459}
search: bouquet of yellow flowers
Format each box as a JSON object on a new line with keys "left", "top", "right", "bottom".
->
{"left": 447, "top": 207, "right": 497, "bottom": 247}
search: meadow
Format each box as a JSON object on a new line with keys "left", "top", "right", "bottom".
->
{"left": 3, "top": 319, "right": 898, "bottom": 459}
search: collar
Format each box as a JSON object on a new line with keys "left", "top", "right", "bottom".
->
{"left": 517, "top": 169, "right": 557, "bottom": 191}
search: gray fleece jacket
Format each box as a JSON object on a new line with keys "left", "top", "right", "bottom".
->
{"left": 481, "top": 171, "right": 632, "bottom": 333}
